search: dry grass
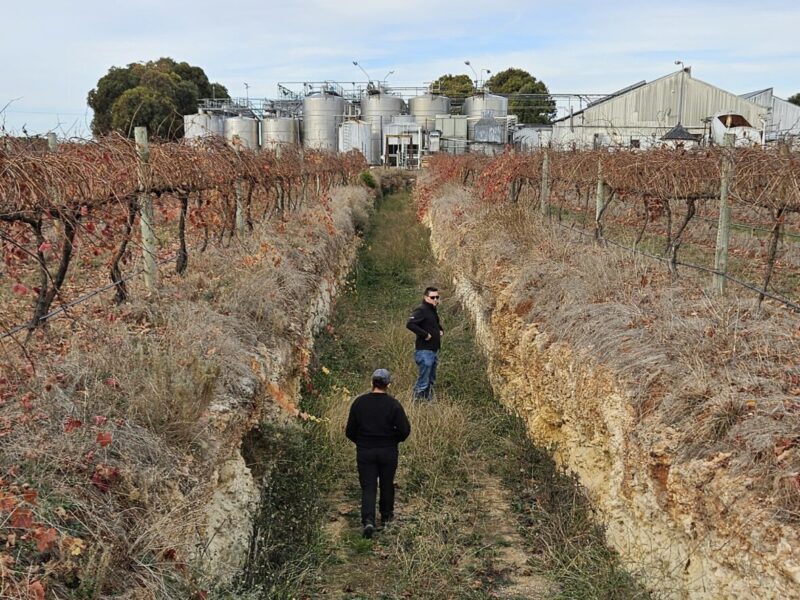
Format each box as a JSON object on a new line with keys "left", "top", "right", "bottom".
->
{"left": 426, "top": 181, "right": 800, "bottom": 522}
{"left": 0, "top": 186, "right": 373, "bottom": 598}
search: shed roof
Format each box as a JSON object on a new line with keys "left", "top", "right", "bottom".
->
{"left": 661, "top": 123, "right": 702, "bottom": 141}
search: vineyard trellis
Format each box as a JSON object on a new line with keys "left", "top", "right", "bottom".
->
{"left": 0, "top": 130, "right": 367, "bottom": 337}
{"left": 417, "top": 144, "right": 800, "bottom": 311}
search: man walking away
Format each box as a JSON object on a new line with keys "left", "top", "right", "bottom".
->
{"left": 406, "top": 287, "right": 443, "bottom": 401}
{"left": 345, "top": 369, "right": 411, "bottom": 539}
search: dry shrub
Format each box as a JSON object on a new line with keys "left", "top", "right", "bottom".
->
{"left": 0, "top": 185, "right": 370, "bottom": 597}
{"left": 427, "top": 181, "right": 800, "bottom": 520}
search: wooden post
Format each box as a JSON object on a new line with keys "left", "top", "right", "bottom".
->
{"left": 135, "top": 127, "right": 157, "bottom": 292}
{"left": 232, "top": 137, "right": 246, "bottom": 237}
{"left": 234, "top": 179, "right": 246, "bottom": 236}
{"left": 713, "top": 133, "right": 735, "bottom": 295}
{"left": 540, "top": 150, "right": 550, "bottom": 217}
{"left": 595, "top": 159, "right": 605, "bottom": 241}
{"left": 46, "top": 133, "right": 63, "bottom": 238}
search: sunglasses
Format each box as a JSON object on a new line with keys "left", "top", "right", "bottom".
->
{"left": 428, "top": 295, "right": 440, "bottom": 300}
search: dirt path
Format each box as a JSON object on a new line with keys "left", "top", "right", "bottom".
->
{"left": 311, "top": 467, "right": 553, "bottom": 600}
{"left": 294, "top": 191, "right": 552, "bottom": 600}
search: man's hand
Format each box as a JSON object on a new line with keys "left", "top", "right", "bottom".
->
{"left": 425, "top": 333, "right": 432, "bottom": 340}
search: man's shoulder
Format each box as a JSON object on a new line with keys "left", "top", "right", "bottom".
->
{"left": 351, "top": 393, "right": 370, "bottom": 407}
{"left": 386, "top": 394, "right": 405, "bottom": 409}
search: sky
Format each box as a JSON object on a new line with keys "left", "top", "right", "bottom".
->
{"left": 1, "top": 0, "right": 798, "bottom": 137}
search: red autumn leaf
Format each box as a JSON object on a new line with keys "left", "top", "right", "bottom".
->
{"left": 22, "top": 489, "right": 37, "bottom": 505}
{"left": 85, "top": 222, "right": 96, "bottom": 234}
{"left": 33, "top": 526, "right": 58, "bottom": 552}
{"left": 11, "top": 282, "right": 28, "bottom": 296}
{"left": 37, "top": 241, "right": 52, "bottom": 253}
{"left": 96, "top": 431, "right": 112, "bottom": 448}
{"left": 11, "top": 508, "right": 33, "bottom": 529}
{"left": 80, "top": 205, "right": 89, "bottom": 216}
{"left": 104, "top": 378, "right": 120, "bottom": 389}
{"left": 91, "top": 464, "right": 120, "bottom": 493}
{"left": 0, "top": 493, "right": 17, "bottom": 512}
{"left": 28, "top": 581, "right": 45, "bottom": 600}
{"left": 64, "top": 417, "right": 82, "bottom": 433}
{"left": 93, "top": 415, "right": 108, "bottom": 426}
{"left": 20, "top": 393, "right": 34, "bottom": 412}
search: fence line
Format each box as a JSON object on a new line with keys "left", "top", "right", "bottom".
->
{"left": 0, "top": 253, "right": 181, "bottom": 341}
{"left": 552, "top": 219, "right": 800, "bottom": 313}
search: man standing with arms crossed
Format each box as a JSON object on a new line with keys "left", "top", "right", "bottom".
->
{"left": 406, "top": 287, "right": 443, "bottom": 401}
{"left": 346, "top": 369, "right": 411, "bottom": 539}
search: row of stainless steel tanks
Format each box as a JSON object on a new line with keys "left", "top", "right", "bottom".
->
{"left": 184, "top": 90, "right": 509, "bottom": 153}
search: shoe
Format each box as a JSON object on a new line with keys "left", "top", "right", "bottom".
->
{"left": 362, "top": 522, "right": 375, "bottom": 539}
{"left": 379, "top": 515, "right": 394, "bottom": 530}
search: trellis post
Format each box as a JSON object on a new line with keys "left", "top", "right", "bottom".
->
{"left": 233, "top": 137, "right": 246, "bottom": 236}
{"left": 713, "top": 133, "right": 735, "bottom": 295}
{"left": 47, "top": 133, "right": 63, "bottom": 237}
{"left": 540, "top": 149, "right": 550, "bottom": 217}
{"left": 135, "top": 127, "right": 158, "bottom": 292}
{"left": 595, "top": 159, "right": 606, "bottom": 241}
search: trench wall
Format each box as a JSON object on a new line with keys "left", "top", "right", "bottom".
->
{"left": 425, "top": 188, "right": 800, "bottom": 599}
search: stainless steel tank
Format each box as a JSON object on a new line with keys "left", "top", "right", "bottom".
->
{"left": 339, "top": 120, "right": 375, "bottom": 164}
{"left": 303, "top": 92, "right": 347, "bottom": 151}
{"left": 223, "top": 116, "right": 259, "bottom": 150}
{"left": 462, "top": 93, "right": 508, "bottom": 140}
{"left": 184, "top": 113, "right": 224, "bottom": 140}
{"left": 360, "top": 92, "right": 406, "bottom": 164}
{"left": 409, "top": 94, "right": 451, "bottom": 131}
{"left": 260, "top": 117, "right": 299, "bottom": 151}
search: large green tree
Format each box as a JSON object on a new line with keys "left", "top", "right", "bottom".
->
{"left": 87, "top": 58, "right": 229, "bottom": 139}
{"left": 428, "top": 74, "right": 476, "bottom": 115}
{"left": 429, "top": 74, "right": 475, "bottom": 98}
{"left": 485, "top": 68, "right": 555, "bottom": 125}
{"left": 789, "top": 93, "right": 800, "bottom": 107}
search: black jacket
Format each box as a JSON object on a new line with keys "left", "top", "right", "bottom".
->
{"left": 346, "top": 392, "right": 411, "bottom": 449}
{"left": 406, "top": 301, "right": 443, "bottom": 351}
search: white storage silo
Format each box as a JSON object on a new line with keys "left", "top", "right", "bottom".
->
{"left": 360, "top": 91, "right": 405, "bottom": 164}
{"left": 462, "top": 93, "right": 508, "bottom": 140}
{"left": 339, "top": 120, "right": 374, "bottom": 164}
{"left": 410, "top": 94, "right": 451, "bottom": 131}
{"left": 184, "top": 113, "right": 224, "bottom": 140}
{"left": 303, "top": 92, "right": 347, "bottom": 151}
{"left": 261, "top": 117, "right": 299, "bottom": 151}
{"left": 224, "top": 116, "right": 259, "bottom": 150}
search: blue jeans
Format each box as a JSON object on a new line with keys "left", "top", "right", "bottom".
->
{"left": 413, "top": 349, "right": 438, "bottom": 400}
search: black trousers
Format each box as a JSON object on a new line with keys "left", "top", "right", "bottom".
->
{"left": 356, "top": 445, "right": 399, "bottom": 526}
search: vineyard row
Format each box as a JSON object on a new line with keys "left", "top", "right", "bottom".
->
{"left": 0, "top": 131, "right": 367, "bottom": 333}
{"left": 418, "top": 147, "right": 800, "bottom": 310}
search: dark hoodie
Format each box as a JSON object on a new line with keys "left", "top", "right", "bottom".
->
{"left": 346, "top": 392, "right": 411, "bottom": 449}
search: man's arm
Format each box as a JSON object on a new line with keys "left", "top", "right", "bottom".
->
{"left": 345, "top": 402, "right": 359, "bottom": 443}
{"left": 406, "top": 307, "right": 429, "bottom": 338}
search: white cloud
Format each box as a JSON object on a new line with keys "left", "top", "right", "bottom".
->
{"left": 1, "top": 0, "right": 797, "bottom": 134}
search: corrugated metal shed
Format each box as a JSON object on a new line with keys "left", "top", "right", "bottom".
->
{"left": 741, "top": 88, "right": 800, "bottom": 140}
{"left": 551, "top": 71, "right": 771, "bottom": 149}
